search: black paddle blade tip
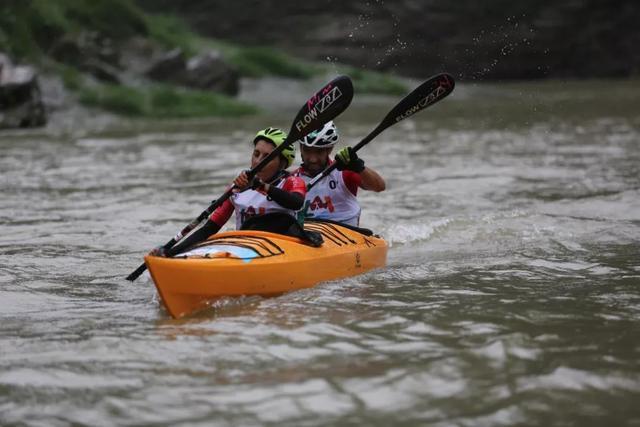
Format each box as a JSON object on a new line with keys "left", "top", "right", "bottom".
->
{"left": 288, "top": 75, "right": 354, "bottom": 142}
{"left": 385, "top": 72, "right": 456, "bottom": 124}
{"left": 126, "top": 263, "right": 147, "bottom": 282}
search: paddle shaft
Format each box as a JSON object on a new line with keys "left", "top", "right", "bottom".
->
{"left": 126, "top": 75, "right": 354, "bottom": 281}
{"left": 307, "top": 73, "right": 455, "bottom": 189}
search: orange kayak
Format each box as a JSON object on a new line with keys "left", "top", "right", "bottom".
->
{"left": 145, "top": 221, "right": 388, "bottom": 318}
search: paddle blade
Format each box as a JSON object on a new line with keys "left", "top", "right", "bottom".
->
{"left": 380, "top": 73, "right": 455, "bottom": 130}
{"left": 287, "top": 75, "right": 354, "bottom": 142}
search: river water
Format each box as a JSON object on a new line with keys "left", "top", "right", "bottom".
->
{"left": 1, "top": 78, "right": 639, "bottom": 426}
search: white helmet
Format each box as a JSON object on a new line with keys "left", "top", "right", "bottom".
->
{"left": 299, "top": 121, "right": 339, "bottom": 147}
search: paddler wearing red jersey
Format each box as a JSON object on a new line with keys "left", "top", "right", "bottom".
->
{"left": 294, "top": 121, "right": 386, "bottom": 226}
{"left": 149, "top": 127, "right": 305, "bottom": 257}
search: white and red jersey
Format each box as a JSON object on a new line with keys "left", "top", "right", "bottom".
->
{"left": 293, "top": 163, "right": 362, "bottom": 226}
{"left": 209, "top": 174, "right": 306, "bottom": 229}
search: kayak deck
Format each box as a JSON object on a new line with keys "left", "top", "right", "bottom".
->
{"left": 145, "top": 221, "right": 387, "bottom": 318}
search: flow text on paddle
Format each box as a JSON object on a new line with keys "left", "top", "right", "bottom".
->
{"left": 394, "top": 76, "right": 453, "bottom": 122}
{"left": 295, "top": 85, "right": 343, "bottom": 132}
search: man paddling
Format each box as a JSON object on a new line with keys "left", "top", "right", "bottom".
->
{"left": 293, "top": 121, "right": 385, "bottom": 226}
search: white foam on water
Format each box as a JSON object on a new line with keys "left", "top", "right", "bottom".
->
{"left": 384, "top": 218, "right": 454, "bottom": 246}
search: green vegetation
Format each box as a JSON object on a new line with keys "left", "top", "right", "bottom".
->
{"left": 78, "top": 83, "right": 257, "bottom": 118}
{"left": 0, "top": 0, "right": 409, "bottom": 119}
{"left": 0, "top": 0, "right": 149, "bottom": 59}
{"left": 49, "top": 62, "right": 83, "bottom": 90}
{"left": 145, "top": 13, "right": 198, "bottom": 56}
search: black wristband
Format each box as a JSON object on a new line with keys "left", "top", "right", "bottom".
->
{"left": 351, "top": 158, "right": 365, "bottom": 173}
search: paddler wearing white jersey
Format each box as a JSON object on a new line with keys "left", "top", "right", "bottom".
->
{"left": 293, "top": 121, "right": 386, "bottom": 226}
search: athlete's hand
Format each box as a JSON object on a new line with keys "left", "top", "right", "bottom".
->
{"left": 233, "top": 170, "right": 251, "bottom": 190}
{"left": 149, "top": 245, "right": 167, "bottom": 257}
{"left": 335, "top": 147, "right": 365, "bottom": 173}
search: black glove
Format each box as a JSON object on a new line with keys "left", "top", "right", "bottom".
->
{"left": 335, "top": 147, "right": 365, "bottom": 173}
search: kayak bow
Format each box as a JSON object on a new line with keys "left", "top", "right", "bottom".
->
{"left": 145, "top": 221, "right": 387, "bottom": 318}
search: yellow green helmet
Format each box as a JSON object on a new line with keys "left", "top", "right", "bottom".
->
{"left": 253, "top": 127, "right": 295, "bottom": 168}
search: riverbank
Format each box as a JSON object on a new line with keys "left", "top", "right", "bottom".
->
{"left": 0, "top": 0, "right": 408, "bottom": 127}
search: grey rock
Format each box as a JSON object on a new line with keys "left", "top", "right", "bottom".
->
{"left": 145, "top": 48, "right": 239, "bottom": 95}
{"left": 184, "top": 50, "right": 239, "bottom": 95}
{"left": 0, "top": 53, "right": 47, "bottom": 129}
{"left": 49, "top": 31, "right": 122, "bottom": 83}
{"left": 145, "top": 48, "right": 187, "bottom": 81}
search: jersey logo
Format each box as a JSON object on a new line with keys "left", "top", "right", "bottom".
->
{"left": 309, "top": 196, "right": 335, "bottom": 213}
{"left": 240, "top": 206, "right": 266, "bottom": 224}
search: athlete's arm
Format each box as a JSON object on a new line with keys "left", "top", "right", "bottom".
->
{"left": 263, "top": 176, "right": 306, "bottom": 210}
{"left": 359, "top": 167, "right": 386, "bottom": 192}
{"left": 335, "top": 147, "right": 385, "bottom": 192}
{"left": 342, "top": 167, "right": 385, "bottom": 194}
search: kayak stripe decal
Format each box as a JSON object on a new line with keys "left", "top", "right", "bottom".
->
{"left": 304, "top": 225, "right": 346, "bottom": 245}
{"left": 218, "top": 236, "right": 285, "bottom": 255}
{"left": 318, "top": 223, "right": 357, "bottom": 243}
{"left": 191, "top": 234, "right": 286, "bottom": 258}
{"left": 304, "top": 222, "right": 356, "bottom": 246}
